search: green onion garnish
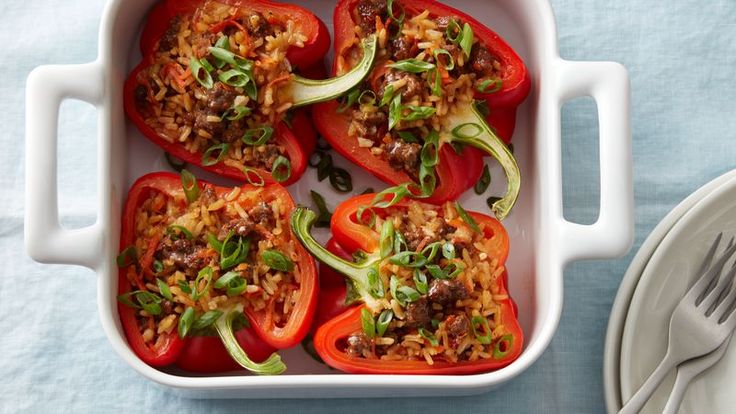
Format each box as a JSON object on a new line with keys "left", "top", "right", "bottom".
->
{"left": 214, "top": 271, "right": 247, "bottom": 296}
{"left": 189, "top": 58, "right": 213, "bottom": 89}
{"left": 446, "top": 19, "right": 462, "bottom": 43}
{"left": 219, "top": 69, "right": 250, "bottom": 88}
{"left": 471, "top": 315, "right": 493, "bottom": 345}
{"left": 442, "top": 242, "right": 455, "bottom": 260}
{"left": 361, "top": 308, "right": 376, "bottom": 338}
{"left": 402, "top": 105, "right": 436, "bottom": 121}
{"left": 201, "top": 143, "right": 229, "bottom": 166}
{"left": 386, "top": 0, "right": 405, "bottom": 22}
{"left": 418, "top": 164, "right": 436, "bottom": 195}
{"left": 242, "top": 167, "right": 265, "bottom": 187}
{"left": 212, "top": 36, "right": 230, "bottom": 68}
{"left": 271, "top": 155, "right": 292, "bottom": 183}
{"left": 165, "top": 224, "right": 193, "bottom": 240}
{"left": 460, "top": 23, "right": 474, "bottom": 59}
{"left": 388, "top": 94, "right": 402, "bottom": 130}
{"left": 180, "top": 169, "right": 200, "bottom": 204}
{"left": 178, "top": 307, "right": 195, "bottom": 338}
{"left": 358, "top": 90, "right": 377, "bottom": 105}
{"left": 475, "top": 164, "right": 491, "bottom": 195}
{"left": 418, "top": 328, "right": 439, "bottom": 346}
{"left": 477, "top": 78, "right": 503, "bottom": 94}
{"left": 388, "top": 251, "right": 427, "bottom": 268}
{"left": 156, "top": 279, "right": 172, "bottom": 300}
{"left": 397, "top": 131, "right": 418, "bottom": 143}
{"left": 192, "top": 310, "right": 224, "bottom": 331}
{"left": 315, "top": 152, "right": 332, "bottom": 181}
{"left": 455, "top": 201, "right": 481, "bottom": 233}
{"left": 379, "top": 220, "right": 395, "bottom": 258}
{"left": 208, "top": 46, "right": 253, "bottom": 72}
{"left": 433, "top": 49, "right": 455, "bottom": 71}
{"left": 421, "top": 242, "right": 442, "bottom": 262}
{"left": 386, "top": 58, "right": 435, "bottom": 73}
{"left": 370, "top": 182, "right": 422, "bottom": 208}
{"left": 177, "top": 280, "right": 192, "bottom": 294}
{"left": 220, "top": 232, "right": 250, "bottom": 269}
{"left": 116, "top": 246, "right": 138, "bottom": 267}
{"left": 413, "top": 269, "right": 429, "bottom": 295}
{"left": 367, "top": 266, "right": 384, "bottom": 298}
{"left": 376, "top": 309, "right": 393, "bottom": 337}
{"left": 429, "top": 68, "right": 442, "bottom": 97}
{"left": 420, "top": 130, "right": 440, "bottom": 167}
{"left": 165, "top": 152, "right": 187, "bottom": 172}
{"left": 390, "top": 275, "right": 419, "bottom": 307}
{"left": 262, "top": 250, "right": 294, "bottom": 272}
{"left": 337, "top": 88, "right": 360, "bottom": 113}
{"left": 242, "top": 126, "right": 274, "bottom": 146}
{"left": 310, "top": 190, "right": 332, "bottom": 228}
{"left": 190, "top": 266, "right": 213, "bottom": 301}
{"left": 116, "top": 290, "right": 163, "bottom": 315}
{"left": 380, "top": 84, "right": 395, "bottom": 107}
{"left": 224, "top": 105, "right": 251, "bottom": 121}
{"left": 153, "top": 260, "right": 165, "bottom": 274}
{"left": 329, "top": 167, "right": 352, "bottom": 192}
{"left": 356, "top": 206, "right": 377, "bottom": 227}
{"left": 207, "top": 233, "right": 223, "bottom": 251}
{"left": 493, "top": 334, "right": 514, "bottom": 359}
{"left": 444, "top": 262, "right": 465, "bottom": 279}
{"left": 393, "top": 231, "right": 408, "bottom": 253}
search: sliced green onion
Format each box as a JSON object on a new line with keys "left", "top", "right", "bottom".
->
{"left": 189, "top": 58, "right": 213, "bottom": 89}
{"left": 156, "top": 279, "right": 172, "bottom": 300}
{"left": 475, "top": 164, "right": 491, "bottom": 194}
{"left": 371, "top": 182, "right": 422, "bottom": 208}
{"left": 386, "top": 0, "right": 405, "bottom": 22}
{"left": 429, "top": 68, "right": 442, "bottom": 97}
{"left": 191, "top": 266, "right": 213, "bottom": 301}
{"left": 220, "top": 233, "right": 250, "bottom": 269}
{"left": 329, "top": 167, "right": 352, "bottom": 192}
{"left": 431, "top": 318, "right": 440, "bottom": 329}
{"left": 433, "top": 49, "right": 455, "bottom": 71}
{"left": 444, "top": 262, "right": 465, "bottom": 279}
{"left": 402, "top": 105, "right": 436, "bottom": 121}
{"left": 376, "top": 309, "right": 393, "bottom": 337}
{"left": 310, "top": 190, "right": 332, "bottom": 228}
{"left": 420, "top": 130, "right": 440, "bottom": 167}
{"left": 393, "top": 231, "right": 408, "bottom": 253}
{"left": 165, "top": 152, "right": 187, "bottom": 172}
{"left": 451, "top": 122, "right": 483, "bottom": 139}
{"left": 116, "top": 291, "right": 162, "bottom": 315}
{"left": 224, "top": 105, "right": 251, "bottom": 121}
{"left": 421, "top": 242, "right": 442, "bottom": 263}
{"left": 207, "top": 233, "right": 223, "bottom": 251}
{"left": 477, "top": 78, "right": 503, "bottom": 94}
{"left": 426, "top": 264, "right": 446, "bottom": 280}
{"left": 418, "top": 163, "right": 436, "bottom": 195}
{"left": 397, "top": 285, "right": 421, "bottom": 303}
{"left": 308, "top": 150, "right": 325, "bottom": 168}
{"left": 244, "top": 79, "right": 258, "bottom": 101}
{"left": 178, "top": 307, "right": 195, "bottom": 338}
{"left": 165, "top": 224, "right": 193, "bottom": 240}
{"left": 213, "top": 36, "right": 230, "bottom": 68}
{"left": 386, "top": 59, "right": 435, "bottom": 73}
{"left": 180, "top": 169, "right": 200, "bottom": 204}
{"left": 397, "top": 131, "right": 418, "bottom": 143}
{"left": 177, "top": 280, "right": 192, "bottom": 294}
{"left": 418, "top": 328, "right": 439, "bottom": 346}
{"left": 214, "top": 271, "right": 241, "bottom": 289}
{"left": 361, "top": 308, "right": 376, "bottom": 338}
{"left": 316, "top": 152, "right": 332, "bottom": 181}
{"left": 116, "top": 246, "right": 138, "bottom": 267}
{"left": 460, "top": 23, "right": 474, "bottom": 59}
{"left": 214, "top": 271, "right": 248, "bottom": 296}
{"left": 446, "top": 19, "right": 462, "bottom": 42}
{"left": 192, "top": 310, "right": 223, "bottom": 330}
{"left": 356, "top": 206, "right": 377, "bottom": 227}
{"left": 413, "top": 269, "right": 429, "bottom": 294}
{"left": 387, "top": 19, "right": 403, "bottom": 40}
{"left": 379, "top": 84, "right": 395, "bottom": 107}
{"left": 225, "top": 277, "right": 247, "bottom": 296}
{"left": 337, "top": 88, "right": 360, "bottom": 113}
{"left": 199, "top": 58, "right": 214, "bottom": 73}
{"left": 358, "top": 90, "right": 377, "bottom": 105}
{"left": 271, "top": 156, "right": 292, "bottom": 183}
{"left": 455, "top": 201, "right": 481, "bottom": 233}
{"left": 208, "top": 46, "right": 253, "bottom": 72}
{"left": 367, "top": 266, "right": 384, "bottom": 298}
{"left": 471, "top": 315, "right": 493, "bottom": 345}
{"left": 242, "top": 167, "right": 265, "bottom": 187}
{"left": 219, "top": 69, "right": 250, "bottom": 88}
{"left": 388, "top": 94, "right": 402, "bottom": 130}
{"left": 389, "top": 251, "right": 427, "bottom": 268}
{"left": 379, "top": 220, "right": 395, "bottom": 258}
{"left": 153, "top": 260, "right": 165, "bottom": 274}
{"left": 262, "top": 250, "right": 294, "bottom": 272}
{"left": 493, "top": 334, "right": 515, "bottom": 359}
{"left": 201, "top": 143, "right": 229, "bottom": 166}
{"left": 442, "top": 242, "right": 456, "bottom": 260}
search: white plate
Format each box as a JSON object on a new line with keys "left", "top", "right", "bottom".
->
{"left": 619, "top": 172, "right": 736, "bottom": 413}
{"left": 603, "top": 169, "right": 736, "bottom": 413}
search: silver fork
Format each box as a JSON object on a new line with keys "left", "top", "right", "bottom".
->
{"left": 620, "top": 233, "right": 736, "bottom": 414}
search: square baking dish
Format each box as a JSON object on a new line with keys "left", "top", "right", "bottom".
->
{"left": 25, "top": 0, "right": 632, "bottom": 398}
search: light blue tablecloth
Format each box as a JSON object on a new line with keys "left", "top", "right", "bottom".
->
{"left": 3, "top": 0, "right": 736, "bottom": 412}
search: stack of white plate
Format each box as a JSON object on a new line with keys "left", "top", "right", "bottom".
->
{"left": 604, "top": 170, "right": 736, "bottom": 414}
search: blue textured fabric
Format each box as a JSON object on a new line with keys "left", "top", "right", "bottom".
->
{"left": 3, "top": 0, "right": 736, "bottom": 412}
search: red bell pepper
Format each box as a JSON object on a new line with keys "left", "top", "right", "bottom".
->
{"left": 313, "top": 0, "right": 530, "bottom": 217}
{"left": 125, "top": 0, "right": 378, "bottom": 186}
{"left": 117, "top": 172, "right": 318, "bottom": 374}
{"left": 292, "top": 193, "right": 523, "bottom": 374}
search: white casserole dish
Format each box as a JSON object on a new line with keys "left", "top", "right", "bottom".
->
{"left": 25, "top": 0, "right": 632, "bottom": 398}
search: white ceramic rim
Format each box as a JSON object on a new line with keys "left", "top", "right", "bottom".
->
{"left": 25, "top": 0, "right": 632, "bottom": 397}
{"left": 603, "top": 168, "right": 736, "bottom": 413}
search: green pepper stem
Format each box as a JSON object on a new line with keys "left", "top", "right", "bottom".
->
{"left": 288, "top": 35, "right": 378, "bottom": 107}
{"left": 290, "top": 207, "right": 378, "bottom": 300}
{"left": 214, "top": 304, "right": 286, "bottom": 375}
{"left": 443, "top": 104, "right": 520, "bottom": 220}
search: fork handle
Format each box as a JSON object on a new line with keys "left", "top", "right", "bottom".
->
{"left": 620, "top": 351, "right": 677, "bottom": 414}
{"left": 662, "top": 365, "right": 695, "bottom": 414}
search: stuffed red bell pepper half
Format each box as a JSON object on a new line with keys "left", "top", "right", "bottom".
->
{"left": 124, "top": 0, "right": 378, "bottom": 185}
{"left": 291, "top": 192, "right": 523, "bottom": 374}
{"left": 116, "top": 172, "right": 318, "bottom": 374}
{"left": 313, "top": 0, "right": 531, "bottom": 218}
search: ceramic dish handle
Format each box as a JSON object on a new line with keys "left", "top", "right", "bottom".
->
{"left": 556, "top": 60, "right": 633, "bottom": 263}
{"left": 25, "top": 62, "right": 105, "bottom": 269}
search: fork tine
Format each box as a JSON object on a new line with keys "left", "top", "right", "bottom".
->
{"left": 715, "top": 266, "right": 736, "bottom": 323}
{"left": 697, "top": 232, "right": 723, "bottom": 277}
{"left": 690, "top": 241, "right": 736, "bottom": 305}
{"left": 707, "top": 270, "right": 734, "bottom": 316}
{"left": 700, "top": 257, "right": 736, "bottom": 312}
